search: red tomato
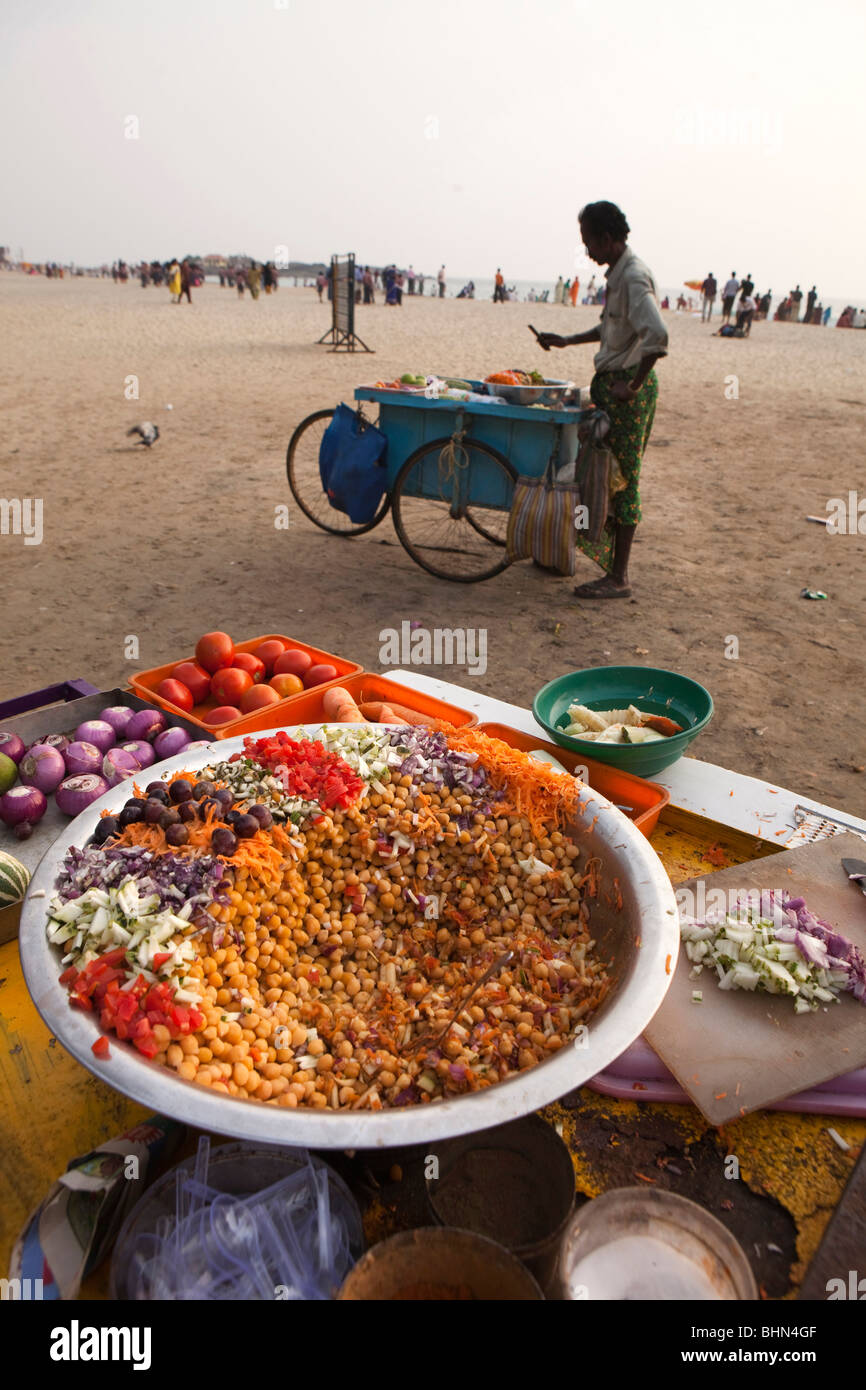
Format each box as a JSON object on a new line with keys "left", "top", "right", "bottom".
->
{"left": 195, "top": 631, "right": 235, "bottom": 674}
{"left": 156, "top": 678, "right": 194, "bottom": 712}
{"left": 269, "top": 673, "right": 305, "bottom": 698}
{"left": 254, "top": 639, "right": 287, "bottom": 674}
{"left": 303, "top": 663, "right": 338, "bottom": 688}
{"left": 171, "top": 661, "right": 211, "bottom": 704}
{"left": 91, "top": 1036, "right": 111, "bottom": 1057}
{"left": 210, "top": 667, "right": 253, "bottom": 704}
{"left": 240, "top": 684, "right": 282, "bottom": 714}
{"left": 204, "top": 705, "right": 242, "bottom": 726}
{"left": 274, "top": 648, "right": 313, "bottom": 678}
{"left": 231, "top": 653, "right": 266, "bottom": 683}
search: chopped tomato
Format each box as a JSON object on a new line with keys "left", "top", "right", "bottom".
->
{"left": 91, "top": 1036, "right": 110, "bottom": 1058}
{"left": 241, "top": 733, "right": 364, "bottom": 810}
{"left": 152, "top": 951, "right": 173, "bottom": 968}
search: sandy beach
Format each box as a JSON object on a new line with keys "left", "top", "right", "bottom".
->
{"left": 1, "top": 273, "right": 864, "bottom": 816}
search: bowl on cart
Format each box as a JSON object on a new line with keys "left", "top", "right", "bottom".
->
{"left": 20, "top": 723, "right": 679, "bottom": 1150}
{"left": 533, "top": 666, "right": 714, "bottom": 778}
{"left": 483, "top": 378, "right": 572, "bottom": 407}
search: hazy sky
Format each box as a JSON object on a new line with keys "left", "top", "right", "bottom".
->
{"left": 3, "top": 0, "right": 865, "bottom": 299}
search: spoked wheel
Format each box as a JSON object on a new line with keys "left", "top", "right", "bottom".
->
{"left": 286, "top": 406, "right": 391, "bottom": 536}
{"left": 391, "top": 435, "right": 517, "bottom": 582}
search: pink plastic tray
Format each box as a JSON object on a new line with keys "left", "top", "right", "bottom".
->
{"left": 588, "top": 1039, "right": 866, "bottom": 1117}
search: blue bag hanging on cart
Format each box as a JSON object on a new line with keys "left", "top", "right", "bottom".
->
{"left": 318, "top": 404, "right": 388, "bottom": 524}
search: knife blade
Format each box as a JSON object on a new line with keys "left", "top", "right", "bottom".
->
{"left": 841, "top": 857, "right": 866, "bottom": 896}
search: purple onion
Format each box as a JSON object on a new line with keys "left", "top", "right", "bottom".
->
{"left": 74, "top": 719, "right": 117, "bottom": 753}
{"left": 126, "top": 708, "right": 167, "bottom": 743}
{"left": 99, "top": 705, "right": 135, "bottom": 739}
{"left": 34, "top": 732, "right": 69, "bottom": 755}
{"left": 0, "top": 783, "right": 47, "bottom": 827}
{"left": 153, "top": 726, "right": 192, "bottom": 760}
{"left": 64, "top": 741, "right": 103, "bottom": 777}
{"left": 18, "top": 744, "right": 66, "bottom": 794}
{"left": 102, "top": 748, "right": 141, "bottom": 787}
{"left": 0, "top": 732, "right": 26, "bottom": 765}
{"left": 56, "top": 774, "right": 109, "bottom": 817}
{"left": 121, "top": 739, "right": 155, "bottom": 768}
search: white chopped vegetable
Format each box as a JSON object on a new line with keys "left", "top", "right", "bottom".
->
{"left": 691, "top": 990, "right": 703, "bottom": 1003}
{"left": 827, "top": 1128, "right": 850, "bottom": 1152}
{"left": 680, "top": 903, "right": 850, "bottom": 1014}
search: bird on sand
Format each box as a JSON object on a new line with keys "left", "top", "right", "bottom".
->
{"left": 126, "top": 422, "right": 160, "bottom": 447}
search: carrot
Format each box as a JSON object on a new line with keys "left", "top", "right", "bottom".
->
{"left": 322, "top": 686, "right": 365, "bottom": 722}
{"left": 446, "top": 729, "right": 582, "bottom": 839}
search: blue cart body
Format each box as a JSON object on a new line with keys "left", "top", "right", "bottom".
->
{"left": 354, "top": 380, "right": 591, "bottom": 508}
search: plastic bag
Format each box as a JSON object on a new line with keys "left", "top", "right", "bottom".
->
{"left": 318, "top": 404, "right": 387, "bottom": 523}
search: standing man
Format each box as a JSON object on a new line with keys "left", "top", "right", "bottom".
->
{"left": 805, "top": 285, "right": 817, "bottom": 322}
{"left": 407, "top": 265, "right": 416, "bottom": 295}
{"left": 418, "top": 272, "right": 425, "bottom": 296}
{"left": 493, "top": 268, "right": 505, "bottom": 302}
{"left": 739, "top": 271, "right": 754, "bottom": 302}
{"left": 438, "top": 265, "right": 446, "bottom": 298}
{"left": 701, "top": 271, "right": 717, "bottom": 322}
{"left": 790, "top": 284, "right": 803, "bottom": 321}
{"left": 721, "top": 271, "right": 739, "bottom": 324}
{"left": 537, "top": 200, "right": 668, "bottom": 599}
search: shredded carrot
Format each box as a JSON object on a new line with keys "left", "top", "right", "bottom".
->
{"left": 665, "top": 953, "right": 672, "bottom": 975}
{"left": 446, "top": 730, "right": 582, "bottom": 839}
{"left": 715, "top": 1092, "right": 727, "bottom": 1100}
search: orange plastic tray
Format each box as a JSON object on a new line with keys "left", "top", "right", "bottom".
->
{"left": 211, "top": 672, "right": 478, "bottom": 739}
{"left": 475, "top": 722, "right": 669, "bottom": 838}
{"left": 129, "top": 634, "right": 362, "bottom": 737}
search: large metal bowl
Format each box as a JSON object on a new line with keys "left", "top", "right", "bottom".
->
{"left": 484, "top": 379, "right": 572, "bottom": 407}
{"left": 19, "top": 724, "right": 679, "bottom": 1149}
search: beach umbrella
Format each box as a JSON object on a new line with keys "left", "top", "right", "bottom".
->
{"left": 683, "top": 280, "right": 703, "bottom": 291}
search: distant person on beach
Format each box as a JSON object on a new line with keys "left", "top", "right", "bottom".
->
{"left": 236, "top": 270, "right": 246, "bottom": 297}
{"left": 758, "top": 290, "right": 772, "bottom": 319}
{"left": 179, "top": 259, "right": 192, "bottom": 304}
{"left": 438, "top": 265, "right": 446, "bottom": 298}
{"left": 739, "top": 272, "right": 754, "bottom": 302}
{"left": 417, "top": 272, "right": 425, "bottom": 296}
{"left": 701, "top": 272, "right": 717, "bottom": 322}
{"left": 721, "top": 272, "right": 739, "bottom": 324}
{"left": 554, "top": 275, "right": 564, "bottom": 304}
{"left": 362, "top": 266, "right": 374, "bottom": 304}
{"left": 168, "top": 259, "right": 181, "bottom": 303}
{"left": 805, "top": 285, "right": 817, "bottom": 322}
{"left": 790, "top": 284, "right": 802, "bottom": 321}
{"left": 316, "top": 270, "right": 327, "bottom": 302}
{"left": 493, "top": 268, "right": 505, "bottom": 303}
{"left": 536, "top": 199, "right": 668, "bottom": 600}
{"left": 247, "top": 262, "right": 261, "bottom": 299}
{"left": 407, "top": 265, "right": 416, "bottom": 295}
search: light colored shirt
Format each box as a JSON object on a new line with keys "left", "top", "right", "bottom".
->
{"left": 594, "top": 248, "right": 669, "bottom": 373}
{"left": 723, "top": 278, "right": 739, "bottom": 298}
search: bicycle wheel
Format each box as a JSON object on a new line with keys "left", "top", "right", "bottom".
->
{"left": 286, "top": 407, "right": 391, "bottom": 536}
{"left": 391, "top": 436, "right": 516, "bottom": 582}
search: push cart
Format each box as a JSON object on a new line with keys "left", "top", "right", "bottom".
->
{"left": 286, "top": 381, "right": 591, "bottom": 582}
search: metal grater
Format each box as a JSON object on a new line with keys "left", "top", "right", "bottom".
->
{"left": 786, "top": 804, "right": 866, "bottom": 847}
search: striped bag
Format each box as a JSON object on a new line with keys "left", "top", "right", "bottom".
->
{"left": 506, "top": 461, "right": 578, "bottom": 575}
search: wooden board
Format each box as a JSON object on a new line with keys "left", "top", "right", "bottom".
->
{"left": 644, "top": 833, "right": 866, "bottom": 1125}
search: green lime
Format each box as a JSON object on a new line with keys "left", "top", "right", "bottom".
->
{"left": 0, "top": 753, "right": 17, "bottom": 795}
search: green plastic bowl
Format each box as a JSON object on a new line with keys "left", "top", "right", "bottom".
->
{"left": 532, "top": 666, "right": 714, "bottom": 777}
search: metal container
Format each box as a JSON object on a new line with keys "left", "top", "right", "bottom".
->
{"left": 338, "top": 1227, "right": 543, "bottom": 1300}
{"left": 19, "top": 723, "right": 679, "bottom": 1150}
{"left": 425, "top": 1115, "right": 575, "bottom": 1292}
{"left": 556, "top": 1187, "right": 758, "bottom": 1300}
